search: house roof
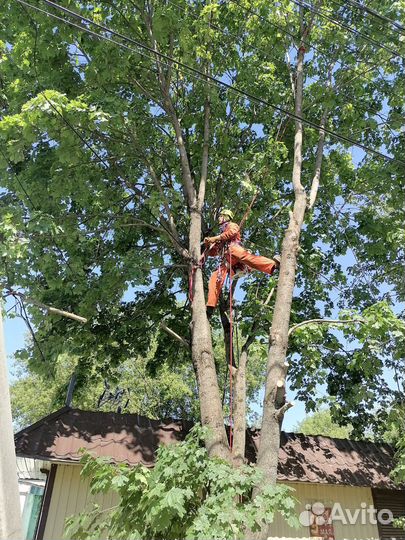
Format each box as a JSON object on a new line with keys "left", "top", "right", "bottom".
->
{"left": 14, "top": 407, "right": 399, "bottom": 489}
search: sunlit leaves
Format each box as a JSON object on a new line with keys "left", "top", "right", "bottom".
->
{"left": 66, "top": 425, "right": 298, "bottom": 540}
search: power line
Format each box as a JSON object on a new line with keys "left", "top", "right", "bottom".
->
{"left": 291, "top": 0, "right": 405, "bottom": 61}
{"left": 229, "top": 0, "right": 348, "bottom": 69}
{"left": 40, "top": 0, "right": 405, "bottom": 164}
{"left": 15, "top": 0, "right": 405, "bottom": 166}
{"left": 339, "top": 0, "right": 405, "bottom": 36}
{"left": 225, "top": 0, "right": 398, "bottom": 127}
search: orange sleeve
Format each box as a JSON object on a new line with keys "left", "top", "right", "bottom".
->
{"left": 206, "top": 243, "right": 220, "bottom": 257}
{"left": 219, "top": 222, "right": 240, "bottom": 242}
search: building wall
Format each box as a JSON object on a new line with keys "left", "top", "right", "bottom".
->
{"left": 43, "top": 464, "right": 118, "bottom": 540}
{"left": 44, "top": 466, "right": 385, "bottom": 540}
{"left": 269, "top": 482, "right": 381, "bottom": 540}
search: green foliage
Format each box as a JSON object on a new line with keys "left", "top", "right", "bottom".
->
{"left": 289, "top": 302, "right": 405, "bottom": 434}
{"left": 65, "top": 425, "right": 299, "bottom": 540}
{"left": 2, "top": 0, "right": 404, "bottom": 443}
{"left": 294, "top": 408, "right": 353, "bottom": 439}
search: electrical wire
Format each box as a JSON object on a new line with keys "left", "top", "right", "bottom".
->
{"left": 335, "top": 0, "right": 405, "bottom": 36}
{"left": 290, "top": 0, "right": 405, "bottom": 61}
{"left": 170, "top": 0, "right": 399, "bottom": 143}
{"left": 10, "top": 0, "right": 402, "bottom": 309}
{"left": 15, "top": 0, "right": 405, "bottom": 167}
{"left": 230, "top": 0, "right": 402, "bottom": 81}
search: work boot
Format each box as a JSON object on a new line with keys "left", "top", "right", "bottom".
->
{"left": 273, "top": 255, "right": 281, "bottom": 269}
{"left": 206, "top": 306, "right": 215, "bottom": 320}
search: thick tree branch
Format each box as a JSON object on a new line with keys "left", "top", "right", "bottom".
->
{"left": 143, "top": 5, "right": 196, "bottom": 209}
{"left": 274, "top": 401, "right": 295, "bottom": 421}
{"left": 160, "top": 322, "right": 190, "bottom": 349}
{"left": 9, "top": 292, "right": 87, "bottom": 323}
{"left": 308, "top": 108, "right": 328, "bottom": 209}
{"left": 197, "top": 87, "right": 211, "bottom": 210}
{"left": 288, "top": 318, "right": 364, "bottom": 336}
{"left": 308, "top": 62, "right": 334, "bottom": 210}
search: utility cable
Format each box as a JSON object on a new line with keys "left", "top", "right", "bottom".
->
{"left": 334, "top": 0, "right": 405, "bottom": 36}
{"left": 290, "top": 0, "right": 405, "bottom": 61}
{"left": 170, "top": 0, "right": 398, "bottom": 141}
{"left": 15, "top": 0, "right": 405, "bottom": 166}
{"left": 39, "top": 0, "right": 405, "bottom": 163}
{"left": 229, "top": 0, "right": 402, "bottom": 77}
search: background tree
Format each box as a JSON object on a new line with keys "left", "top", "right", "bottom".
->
{"left": 294, "top": 408, "right": 353, "bottom": 438}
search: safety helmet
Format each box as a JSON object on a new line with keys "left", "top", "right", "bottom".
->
{"left": 219, "top": 209, "right": 234, "bottom": 220}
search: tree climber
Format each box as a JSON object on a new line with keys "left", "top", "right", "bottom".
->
{"left": 204, "top": 209, "right": 280, "bottom": 315}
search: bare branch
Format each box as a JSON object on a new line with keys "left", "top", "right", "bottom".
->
{"left": 197, "top": 89, "right": 211, "bottom": 210}
{"left": 307, "top": 64, "right": 334, "bottom": 210}
{"left": 10, "top": 292, "right": 87, "bottom": 323}
{"left": 274, "top": 401, "right": 295, "bottom": 420}
{"left": 308, "top": 108, "right": 328, "bottom": 209}
{"left": 288, "top": 318, "right": 364, "bottom": 336}
{"left": 160, "top": 322, "right": 190, "bottom": 349}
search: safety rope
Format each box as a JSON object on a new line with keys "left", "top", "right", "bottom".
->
{"left": 229, "top": 248, "right": 233, "bottom": 450}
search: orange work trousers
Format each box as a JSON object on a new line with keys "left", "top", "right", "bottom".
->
{"left": 206, "top": 243, "right": 277, "bottom": 307}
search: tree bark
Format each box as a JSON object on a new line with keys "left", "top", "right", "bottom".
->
{"left": 232, "top": 287, "right": 275, "bottom": 465}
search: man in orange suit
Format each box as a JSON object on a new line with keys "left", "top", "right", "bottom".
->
{"left": 204, "top": 209, "right": 280, "bottom": 313}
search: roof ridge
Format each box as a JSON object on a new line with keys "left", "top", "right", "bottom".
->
{"left": 282, "top": 431, "right": 394, "bottom": 449}
{"left": 70, "top": 407, "right": 187, "bottom": 427}
{"left": 14, "top": 405, "right": 71, "bottom": 439}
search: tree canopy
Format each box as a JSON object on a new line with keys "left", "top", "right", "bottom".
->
{"left": 2, "top": 0, "right": 405, "bottom": 535}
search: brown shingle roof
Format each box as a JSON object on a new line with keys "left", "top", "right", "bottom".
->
{"left": 14, "top": 407, "right": 399, "bottom": 489}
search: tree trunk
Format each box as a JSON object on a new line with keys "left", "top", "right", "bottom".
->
{"left": 256, "top": 42, "right": 307, "bottom": 486}
{"left": 189, "top": 84, "right": 230, "bottom": 461}
{"left": 145, "top": 8, "right": 230, "bottom": 459}
{"left": 189, "top": 213, "right": 230, "bottom": 460}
